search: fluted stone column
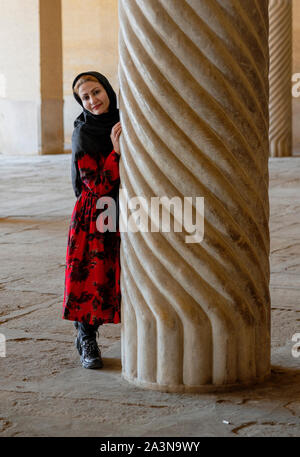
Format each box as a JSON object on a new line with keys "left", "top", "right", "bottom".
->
{"left": 269, "top": 0, "right": 292, "bottom": 157}
{"left": 119, "top": 0, "right": 271, "bottom": 392}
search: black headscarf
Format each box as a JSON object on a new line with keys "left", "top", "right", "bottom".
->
{"left": 71, "top": 71, "right": 120, "bottom": 198}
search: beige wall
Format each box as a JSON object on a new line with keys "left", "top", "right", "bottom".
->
{"left": 0, "top": 0, "right": 40, "bottom": 155}
{"left": 0, "top": 0, "right": 63, "bottom": 155}
{"left": 62, "top": 0, "right": 119, "bottom": 149}
{"left": 0, "top": 0, "right": 40, "bottom": 101}
{"left": 293, "top": 0, "right": 300, "bottom": 152}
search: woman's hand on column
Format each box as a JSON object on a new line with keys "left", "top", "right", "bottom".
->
{"left": 110, "top": 121, "right": 122, "bottom": 155}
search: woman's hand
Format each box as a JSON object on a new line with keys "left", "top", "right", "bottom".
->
{"left": 110, "top": 121, "right": 122, "bottom": 155}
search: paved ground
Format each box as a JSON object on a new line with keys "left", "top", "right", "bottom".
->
{"left": 0, "top": 154, "right": 299, "bottom": 437}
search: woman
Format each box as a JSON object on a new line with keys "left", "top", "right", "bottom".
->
{"left": 62, "top": 71, "right": 122, "bottom": 369}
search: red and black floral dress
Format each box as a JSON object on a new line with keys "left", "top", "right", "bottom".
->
{"left": 62, "top": 149, "right": 121, "bottom": 326}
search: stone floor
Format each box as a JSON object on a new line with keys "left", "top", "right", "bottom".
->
{"left": 0, "top": 153, "right": 299, "bottom": 437}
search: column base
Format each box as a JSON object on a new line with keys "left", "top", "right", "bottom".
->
{"left": 122, "top": 371, "right": 271, "bottom": 393}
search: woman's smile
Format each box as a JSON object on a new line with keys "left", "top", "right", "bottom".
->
{"left": 92, "top": 102, "right": 102, "bottom": 112}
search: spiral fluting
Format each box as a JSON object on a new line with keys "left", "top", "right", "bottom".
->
{"left": 119, "top": 0, "right": 270, "bottom": 391}
{"left": 269, "top": 0, "right": 292, "bottom": 157}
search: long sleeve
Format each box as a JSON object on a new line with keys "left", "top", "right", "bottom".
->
{"left": 77, "top": 149, "right": 120, "bottom": 197}
{"left": 71, "top": 148, "right": 82, "bottom": 198}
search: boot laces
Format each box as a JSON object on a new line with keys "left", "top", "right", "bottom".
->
{"left": 82, "top": 338, "right": 100, "bottom": 358}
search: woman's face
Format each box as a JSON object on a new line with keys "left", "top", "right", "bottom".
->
{"left": 78, "top": 81, "right": 110, "bottom": 115}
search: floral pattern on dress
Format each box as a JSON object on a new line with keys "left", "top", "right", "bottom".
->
{"left": 62, "top": 149, "right": 121, "bottom": 326}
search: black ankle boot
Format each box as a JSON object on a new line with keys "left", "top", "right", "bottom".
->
{"left": 75, "top": 321, "right": 103, "bottom": 369}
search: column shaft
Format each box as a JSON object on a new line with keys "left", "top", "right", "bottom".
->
{"left": 119, "top": 0, "right": 271, "bottom": 392}
{"left": 269, "top": 0, "right": 292, "bottom": 157}
{"left": 39, "top": 0, "right": 64, "bottom": 154}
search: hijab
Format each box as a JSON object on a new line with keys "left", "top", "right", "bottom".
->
{"left": 71, "top": 71, "right": 120, "bottom": 197}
